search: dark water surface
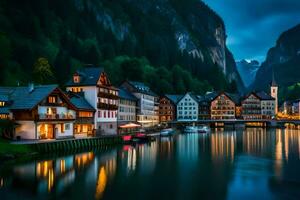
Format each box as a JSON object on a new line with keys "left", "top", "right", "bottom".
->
{"left": 1, "top": 128, "right": 300, "bottom": 200}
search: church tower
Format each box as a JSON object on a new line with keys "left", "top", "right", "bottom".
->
{"left": 270, "top": 71, "right": 278, "bottom": 114}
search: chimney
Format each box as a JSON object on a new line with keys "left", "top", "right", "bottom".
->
{"left": 28, "top": 83, "right": 35, "bottom": 93}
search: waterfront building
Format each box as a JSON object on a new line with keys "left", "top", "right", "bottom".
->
{"left": 270, "top": 73, "right": 278, "bottom": 114}
{"left": 210, "top": 92, "right": 238, "bottom": 120}
{"left": 256, "top": 91, "right": 276, "bottom": 119}
{"left": 0, "top": 84, "right": 76, "bottom": 140}
{"left": 292, "top": 100, "right": 300, "bottom": 117}
{"left": 117, "top": 87, "right": 138, "bottom": 126}
{"left": 177, "top": 93, "right": 199, "bottom": 121}
{"left": 197, "top": 92, "right": 218, "bottom": 120}
{"left": 66, "top": 67, "right": 119, "bottom": 135}
{"left": 241, "top": 93, "right": 262, "bottom": 120}
{"left": 281, "top": 101, "right": 293, "bottom": 115}
{"left": 121, "top": 81, "right": 158, "bottom": 128}
{"left": 68, "top": 93, "right": 96, "bottom": 137}
{"left": 0, "top": 93, "right": 12, "bottom": 120}
{"left": 159, "top": 95, "right": 183, "bottom": 123}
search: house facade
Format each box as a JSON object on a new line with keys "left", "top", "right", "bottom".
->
{"left": 0, "top": 85, "right": 77, "bottom": 140}
{"left": 69, "top": 93, "right": 96, "bottom": 138}
{"left": 121, "top": 81, "right": 158, "bottom": 128}
{"left": 117, "top": 88, "right": 137, "bottom": 125}
{"left": 66, "top": 67, "right": 119, "bottom": 135}
{"left": 197, "top": 92, "right": 218, "bottom": 120}
{"left": 159, "top": 95, "right": 182, "bottom": 123}
{"left": 241, "top": 93, "right": 262, "bottom": 120}
{"left": 256, "top": 91, "right": 276, "bottom": 119}
{"left": 211, "top": 93, "right": 236, "bottom": 120}
{"left": 177, "top": 93, "right": 199, "bottom": 121}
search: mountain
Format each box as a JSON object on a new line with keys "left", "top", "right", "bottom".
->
{"left": 236, "top": 59, "right": 260, "bottom": 88}
{"left": 253, "top": 24, "right": 300, "bottom": 100}
{"left": 0, "top": 0, "right": 244, "bottom": 94}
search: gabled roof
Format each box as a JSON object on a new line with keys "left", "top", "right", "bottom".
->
{"left": 65, "top": 67, "right": 104, "bottom": 87}
{"left": 0, "top": 94, "right": 9, "bottom": 102}
{"left": 197, "top": 91, "right": 219, "bottom": 102}
{"left": 177, "top": 92, "right": 198, "bottom": 104}
{"left": 211, "top": 92, "right": 241, "bottom": 105}
{"left": 118, "top": 88, "right": 138, "bottom": 101}
{"left": 256, "top": 91, "right": 275, "bottom": 100}
{"left": 69, "top": 93, "right": 95, "bottom": 111}
{"left": 165, "top": 94, "right": 184, "bottom": 105}
{"left": 0, "top": 85, "right": 58, "bottom": 110}
{"left": 124, "top": 81, "right": 158, "bottom": 97}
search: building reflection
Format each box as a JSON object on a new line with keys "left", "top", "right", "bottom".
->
{"left": 120, "top": 145, "right": 137, "bottom": 175}
{"left": 210, "top": 130, "right": 236, "bottom": 162}
{"left": 159, "top": 137, "right": 174, "bottom": 159}
{"left": 177, "top": 134, "right": 200, "bottom": 164}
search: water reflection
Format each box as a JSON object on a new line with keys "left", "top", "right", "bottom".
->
{"left": 0, "top": 128, "right": 300, "bottom": 199}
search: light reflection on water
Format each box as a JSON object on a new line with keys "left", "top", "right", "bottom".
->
{"left": 1, "top": 128, "right": 300, "bottom": 200}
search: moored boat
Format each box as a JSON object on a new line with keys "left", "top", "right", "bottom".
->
{"left": 184, "top": 126, "right": 198, "bottom": 133}
{"left": 160, "top": 128, "right": 175, "bottom": 137}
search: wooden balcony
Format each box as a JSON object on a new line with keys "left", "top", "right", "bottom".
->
{"left": 97, "top": 91, "right": 119, "bottom": 100}
{"left": 35, "top": 114, "right": 75, "bottom": 121}
{"left": 97, "top": 102, "right": 118, "bottom": 110}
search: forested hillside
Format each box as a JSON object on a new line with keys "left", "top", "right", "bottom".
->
{"left": 0, "top": 0, "right": 243, "bottom": 94}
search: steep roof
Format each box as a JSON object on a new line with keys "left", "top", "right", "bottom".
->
{"left": 177, "top": 92, "right": 198, "bottom": 104}
{"left": 165, "top": 94, "right": 184, "bottom": 105}
{"left": 69, "top": 93, "right": 95, "bottom": 111}
{"left": 0, "top": 85, "right": 58, "bottom": 110}
{"left": 118, "top": 88, "right": 138, "bottom": 101}
{"left": 211, "top": 92, "right": 241, "bottom": 105}
{"left": 65, "top": 67, "right": 104, "bottom": 87}
{"left": 125, "top": 81, "right": 158, "bottom": 97}
{"left": 256, "top": 91, "right": 275, "bottom": 100}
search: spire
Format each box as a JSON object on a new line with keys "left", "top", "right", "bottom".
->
{"left": 271, "top": 68, "right": 277, "bottom": 87}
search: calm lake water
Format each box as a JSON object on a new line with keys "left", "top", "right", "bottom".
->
{"left": 1, "top": 128, "right": 300, "bottom": 200}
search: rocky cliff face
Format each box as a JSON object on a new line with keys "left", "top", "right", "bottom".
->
{"left": 0, "top": 0, "right": 244, "bottom": 91}
{"left": 253, "top": 24, "right": 300, "bottom": 91}
{"left": 73, "top": 0, "right": 244, "bottom": 90}
{"left": 236, "top": 59, "right": 260, "bottom": 88}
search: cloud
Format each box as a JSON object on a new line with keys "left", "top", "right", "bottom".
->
{"left": 203, "top": 0, "right": 300, "bottom": 62}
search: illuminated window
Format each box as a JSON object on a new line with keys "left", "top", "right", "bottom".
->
{"left": 0, "top": 114, "right": 8, "bottom": 119}
{"left": 48, "top": 96, "right": 56, "bottom": 103}
{"left": 71, "top": 88, "right": 82, "bottom": 93}
{"left": 79, "top": 112, "right": 93, "bottom": 118}
{"left": 0, "top": 102, "right": 5, "bottom": 107}
{"left": 73, "top": 75, "right": 80, "bottom": 83}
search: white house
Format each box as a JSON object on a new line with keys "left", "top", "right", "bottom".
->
{"left": 177, "top": 93, "right": 199, "bottom": 121}
{"left": 121, "top": 81, "right": 158, "bottom": 128}
{"left": 66, "top": 67, "right": 119, "bottom": 135}
{"left": 0, "top": 84, "right": 76, "bottom": 140}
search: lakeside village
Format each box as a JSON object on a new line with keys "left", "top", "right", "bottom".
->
{"left": 0, "top": 66, "right": 300, "bottom": 143}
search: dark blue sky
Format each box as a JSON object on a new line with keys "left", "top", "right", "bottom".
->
{"left": 203, "top": 0, "right": 300, "bottom": 62}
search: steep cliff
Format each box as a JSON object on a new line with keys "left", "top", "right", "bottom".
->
{"left": 236, "top": 59, "right": 260, "bottom": 88}
{"left": 253, "top": 24, "right": 300, "bottom": 92}
{"left": 0, "top": 0, "right": 244, "bottom": 92}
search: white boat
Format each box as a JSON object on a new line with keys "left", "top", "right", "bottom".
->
{"left": 160, "top": 128, "right": 175, "bottom": 137}
{"left": 184, "top": 126, "right": 198, "bottom": 133}
{"left": 197, "top": 125, "right": 210, "bottom": 134}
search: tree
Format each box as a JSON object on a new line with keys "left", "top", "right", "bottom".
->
{"left": 33, "top": 57, "right": 55, "bottom": 84}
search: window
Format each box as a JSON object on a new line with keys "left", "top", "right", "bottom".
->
{"left": 61, "top": 123, "right": 65, "bottom": 133}
{"left": 108, "top": 111, "right": 110, "bottom": 118}
{"left": 104, "top": 111, "right": 106, "bottom": 118}
{"left": 0, "top": 102, "right": 5, "bottom": 107}
{"left": 65, "top": 123, "right": 70, "bottom": 130}
{"left": 98, "top": 111, "right": 101, "bottom": 118}
{"left": 48, "top": 96, "right": 56, "bottom": 103}
{"left": 79, "top": 112, "right": 93, "bottom": 118}
{"left": 73, "top": 75, "right": 80, "bottom": 83}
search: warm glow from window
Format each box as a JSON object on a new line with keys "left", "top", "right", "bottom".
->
{"left": 48, "top": 96, "right": 56, "bottom": 103}
{"left": 73, "top": 75, "right": 80, "bottom": 83}
{"left": 0, "top": 102, "right": 5, "bottom": 107}
{"left": 0, "top": 114, "right": 8, "bottom": 119}
{"left": 79, "top": 111, "right": 93, "bottom": 117}
{"left": 71, "top": 87, "right": 83, "bottom": 93}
